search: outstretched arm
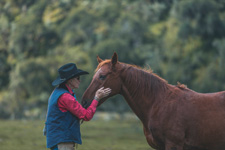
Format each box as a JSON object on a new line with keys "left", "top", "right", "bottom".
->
{"left": 58, "top": 87, "right": 111, "bottom": 121}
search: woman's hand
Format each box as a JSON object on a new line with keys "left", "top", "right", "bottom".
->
{"left": 94, "top": 87, "right": 111, "bottom": 101}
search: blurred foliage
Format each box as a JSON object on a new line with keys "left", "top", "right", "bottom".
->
{"left": 0, "top": 0, "right": 224, "bottom": 119}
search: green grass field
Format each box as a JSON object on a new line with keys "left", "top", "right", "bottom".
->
{"left": 0, "top": 120, "right": 151, "bottom": 150}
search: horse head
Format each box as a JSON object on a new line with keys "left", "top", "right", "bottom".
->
{"left": 82, "top": 52, "right": 123, "bottom": 108}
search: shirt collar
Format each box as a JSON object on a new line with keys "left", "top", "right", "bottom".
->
{"left": 65, "top": 84, "right": 74, "bottom": 95}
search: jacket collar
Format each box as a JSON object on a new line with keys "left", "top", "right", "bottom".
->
{"left": 65, "top": 84, "right": 74, "bottom": 95}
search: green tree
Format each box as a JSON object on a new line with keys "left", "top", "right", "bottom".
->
{"left": 0, "top": 0, "right": 225, "bottom": 119}
{"left": 8, "top": 0, "right": 59, "bottom": 61}
{"left": 8, "top": 58, "right": 53, "bottom": 118}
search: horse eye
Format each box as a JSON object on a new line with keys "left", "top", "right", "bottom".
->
{"left": 99, "top": 75, "right": 106, "bottom": 80}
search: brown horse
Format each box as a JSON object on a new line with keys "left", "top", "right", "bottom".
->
{"left": 81, "top": 52, "right": 225, "bottom": 150}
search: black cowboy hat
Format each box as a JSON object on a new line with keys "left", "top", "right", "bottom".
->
{"left": 52, "top": 63, "right": 89, "bottom": 86}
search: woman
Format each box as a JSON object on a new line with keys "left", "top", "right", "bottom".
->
{"left": 44, "top": 63, "right": 111, "bottom": 150}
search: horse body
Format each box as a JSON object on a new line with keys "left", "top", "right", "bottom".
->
{"left": 146, "top": 90, "right": 225, "bottom": 150}
{"left": 82, "top": 53, "right": 225, "bottom": 150}
{"left": 120, "top": 64, "right": 225, "bottom": 150}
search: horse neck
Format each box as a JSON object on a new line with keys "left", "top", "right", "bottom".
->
{"left": 119, "top": 64, "right": 169, "bottom": 123}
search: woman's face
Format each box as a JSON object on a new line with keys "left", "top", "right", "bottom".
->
{"left": 68, "top": 76, "right": 80, "bottom": 89}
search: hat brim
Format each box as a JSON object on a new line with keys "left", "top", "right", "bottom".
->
{"left": 52, "top": 70, "right": 89, "bottom": 86}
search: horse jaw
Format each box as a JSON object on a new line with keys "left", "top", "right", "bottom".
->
{"left": 81, "top": 96, "right": 108, "bottom": 109}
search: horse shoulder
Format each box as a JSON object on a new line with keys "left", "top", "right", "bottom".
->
{"left": 146, "top": 88, "right": 191, "bottom": 147}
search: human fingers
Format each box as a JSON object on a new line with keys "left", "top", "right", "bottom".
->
{"left": 104, "top": 87, "right": 111, "bottom": 90}
{"left": 99, "top": 87, "right": 104, "bottom": 91}
{"left": 103, "top": 89, "right": 111, "bottom": 96}
{"left": 96, "top": 87, "right": 104, "bottom": 94}
{"left": 104, "top": 89, "right": 111, "bottom": 95}
{"left": 103, "top": 88, "right": 111, "bottom": 92}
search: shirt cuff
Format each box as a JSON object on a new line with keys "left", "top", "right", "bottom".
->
{"left": 91, "top": 99, "right": 99, "bottom": 107}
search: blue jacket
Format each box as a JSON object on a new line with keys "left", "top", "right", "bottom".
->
{"left": 45, "top": 87, "right": 82, "bottom": 148}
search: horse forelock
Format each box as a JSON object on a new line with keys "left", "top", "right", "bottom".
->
{"left": 95, "top": 59, "right": 111, "bottom": 72}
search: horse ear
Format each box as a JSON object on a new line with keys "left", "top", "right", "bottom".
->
{"left": 97, "top": 55, "right": 103, "bottom": 63}
{"left": 111, "top": 52, "right": 118, "bottom": 66}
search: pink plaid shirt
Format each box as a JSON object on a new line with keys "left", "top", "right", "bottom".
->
{"left": 57, "top": 84, "right": 98, "bottom": 121}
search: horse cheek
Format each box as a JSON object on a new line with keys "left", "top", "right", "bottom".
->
{"left": 82, "top": 81, "right": 99, "bottom": 105}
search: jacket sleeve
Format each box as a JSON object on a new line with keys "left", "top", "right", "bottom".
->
{"left": 58, "top": 93, "right": 98, "bottom": 121}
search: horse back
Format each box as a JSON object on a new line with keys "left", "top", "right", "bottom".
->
{"left": 188, "top": 90, "right": 225, "bottom": 112}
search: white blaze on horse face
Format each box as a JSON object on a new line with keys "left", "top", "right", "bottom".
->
{"left": 96, "top": 68, "right": 101, "bottom": 74}
{"left": 94, "top": 68, "right": 101, "bottom": 79}
{"left": 96, "top": 68, "right": 101, "bottom": 75}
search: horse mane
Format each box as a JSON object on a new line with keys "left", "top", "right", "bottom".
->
{"left": 122, "top": 63, "right": 170, "bottom": 99}
{"left": 95, "top": 59, "right": 111, "bottom": 72}
{"left": 96, "top": 59, "right": 188, "bottom": 99}
{"left": 176, "top": 82, "right": 188, "bottom": 90}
